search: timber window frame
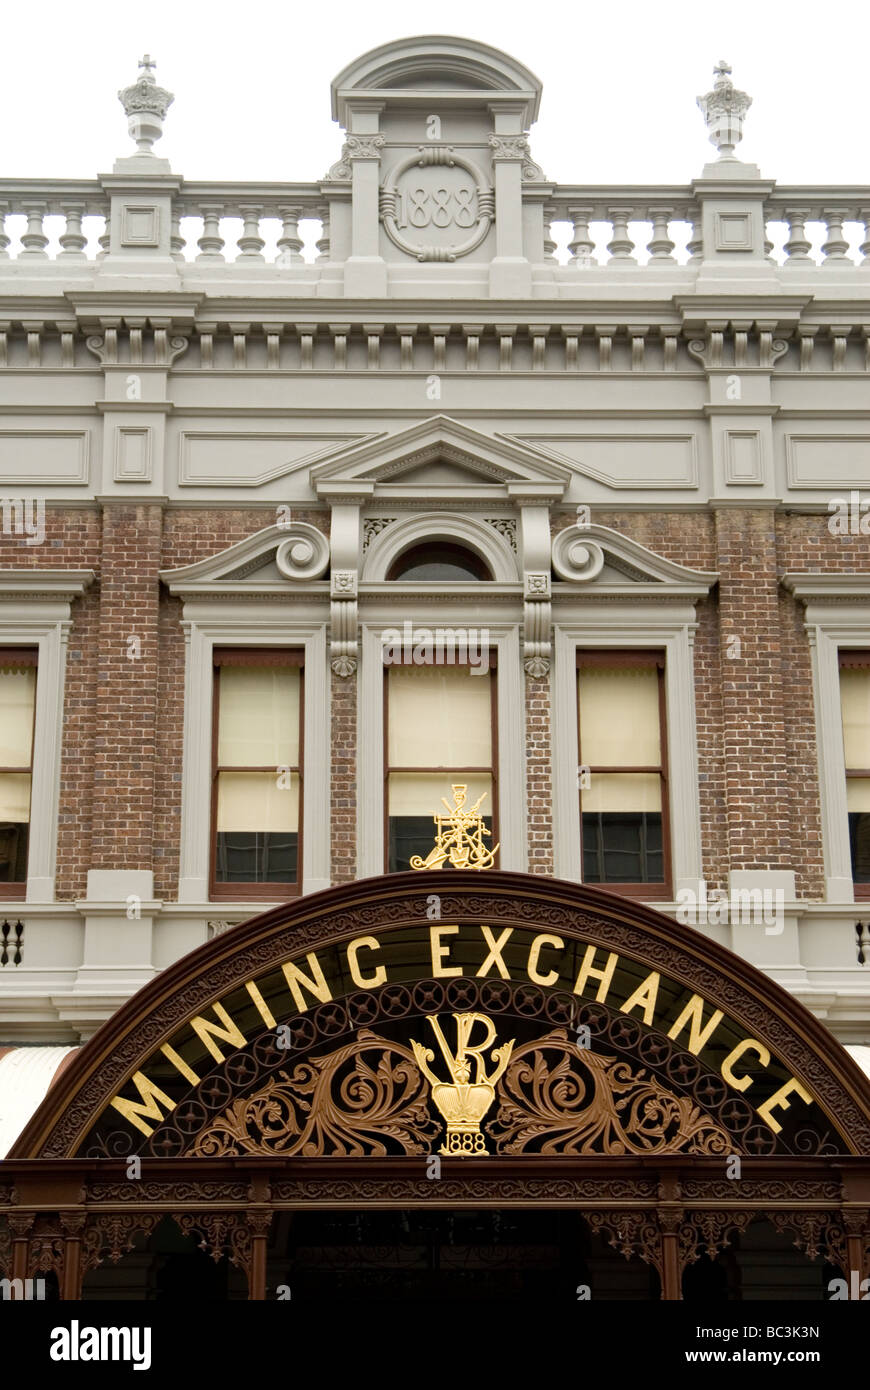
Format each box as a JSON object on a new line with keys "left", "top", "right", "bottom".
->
{"left": 383, "top": 656, "right": 499, "bottom": 874}
{"left": 839, "top": 651, "right": 870, "bottom": 900}
{"left": 576, "top": 649, "right": 671, "bottom": 899}
{"left": 0, "top": 573, "right": 92, "bottom": 903}
{"left": 210, "top": 648, "right": 305, "bottom": 901}
{"left": 177, "top": 615, "right": 329, "bottom": 903}
{"left": 782, "top": 579, "right": 870, "bottom": 903}
{"left": 552, "top": 615, "right": 703, "bottom": 896}
{"left": 0, "top": 649, "right": 38, "bottom": 899}
{"left": 359, "top": 622, "right": 525, "bottom": 877}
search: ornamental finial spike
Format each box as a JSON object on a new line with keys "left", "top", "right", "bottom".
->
{"left": 696, "top": 60, "right": 752, "bottom": 161}
{"left": 118, "top": 55, "right": 174, "bottom": 155}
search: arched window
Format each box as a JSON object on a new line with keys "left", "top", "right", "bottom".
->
{"left": 387, "top": 541, "right": 492, "bottom": 582}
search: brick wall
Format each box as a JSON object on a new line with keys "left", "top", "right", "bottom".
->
{"left": 12, "top": 503, "right": 866, "bottom": 903}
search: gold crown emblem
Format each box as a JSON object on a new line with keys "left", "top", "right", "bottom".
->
{"left": 411, "top": 1012, "right": 514, "bottom": 1157}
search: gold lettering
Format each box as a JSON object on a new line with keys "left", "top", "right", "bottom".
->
{"left": 620, "top": 971, "right": 661, "bottom": 1026}
{"left": 109, "top": 1072, "right": 175, "bottom": 1137}
{"left": 430, "top": 925, "right": 462, "bottom": 978}
{"left": 666, "top": 995, "right": 724, "bottom": 1055}
{"left": 573, "top": 945, "right": 618, "bottom": 1003}
{"left": 282, "top": 953, "right": 333, "bottom": 1011}
{"left": 757, "top": 1077, "right": 813, "bottom": 1134}
{"left": 189, "top": 1001, "right": 247, "bottom": 1063}
{"left": 245, "top": 980, "right": 276, "bottom": 1028}
{"left": 347, "top": 935, "right": 387, "bottom": 989}
{"left": 159, "top": 1043, "right": 200, "bottom": 1087}
{"left": 527, "top": 933, "right": 564, "bottom": 987}
{"left": 721, "top": 1038, "right": 770, "bottom": 1092}
{"left": 476, "top": 925, "right": 513, "bottom": 980}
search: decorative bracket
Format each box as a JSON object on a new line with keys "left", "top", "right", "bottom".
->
{"left": 330, "top": 569, "right": 358, "bottom": 676}
{"left": 523, "top": 570, "right": 551, "bottom": 678}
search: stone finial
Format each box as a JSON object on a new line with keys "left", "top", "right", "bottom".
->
{"left": 696, "top": 61, "right": 752, "bottom": 161}
{"left": 118, "top": 55, "right": 174, "bottom": 155}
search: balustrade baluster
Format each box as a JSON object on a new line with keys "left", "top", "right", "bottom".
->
{"left": 58, "top": 205, "right": 87, "bottom": 258}
{"left": 606, "top": 208, "right": 635, "bottom": 263}
{"left": 783, "top": 208, "right": 812, "bottom": 263}
{"left": 821, "top": 209, "right": 850, "bottom": 263}
{"left": 97, "top": 217, "right": 110, "bottom": 259}
{"left": 236, "top": 205, "right": 265, "bottom": 262}
{"left": 647, "top": 209, "right": 675, "bottom": 261}
{"left": 0, "top": 204, "right": 9, "bottom": 259}
{"left": 315, "top": 210, "right": 331, "bottom": 261}
{"left": 20, "top": 205, "right": 49, "bottom": 258}
{"left": 542, "top": 205, "right": 557, "bottom": 263}
{"left": 277, "top": 206, "right": 304, "bottom": 264}
{"left": 686, "top": 209, "right": 702, "bottom": 260}
{"left": 197, "top": 205, "right": 225, "bottom": 261}
{"left": 170, "top": 212, "right": 185, "bottom": 262}
{"left": 859, "top": 208, "right": 870, "bottom": 267}
{"left": 567, "top": 206, "right": 594, "bottom": 266}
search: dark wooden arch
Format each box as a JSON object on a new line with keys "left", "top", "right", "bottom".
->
{"left": 12, "top": 871, "right": 870, "bottom": 1159}
{"left": 4, "top": 872, "right": 870, "bottom": 1301}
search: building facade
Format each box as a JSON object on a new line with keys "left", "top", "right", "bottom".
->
{"left": 0, "top": 37, "right": 869, "bottom": 1302}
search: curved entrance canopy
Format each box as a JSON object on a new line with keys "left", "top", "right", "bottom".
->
{"left": 13, "top": 871, "right": 870, "bottom": 1161}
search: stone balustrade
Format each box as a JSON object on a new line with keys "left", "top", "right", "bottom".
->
{"left": 0, "top": 180, "right": 867, "bottom": 270}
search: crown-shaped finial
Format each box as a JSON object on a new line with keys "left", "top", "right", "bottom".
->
{"left": 118, "top": 55, "right": 174, "bottom": 155}
{"left": 696, "top": 60, "right": 752, "bottom": 161}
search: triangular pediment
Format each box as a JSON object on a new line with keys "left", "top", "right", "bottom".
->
{"left": 311, "top": 417, "right": 571, "bottom": 500}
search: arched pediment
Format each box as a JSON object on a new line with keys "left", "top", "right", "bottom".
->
{"left": 11, "top": 872, "right": 870, "bottom": 1161}
{"left": 330, "top": 37, "right": 543, "bottom": 126}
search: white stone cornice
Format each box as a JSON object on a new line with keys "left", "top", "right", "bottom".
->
{"left": 0, "top": 570, "right": 95, "bottom": 601}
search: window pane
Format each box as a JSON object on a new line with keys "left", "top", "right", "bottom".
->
{"left": 582, "top": 812, "right": 663, "bottom": 883}
{"left": 388, "top": 668, "right": 491, "bottom": 767}
{"left": 848, "top": 813, "right": 870, "bottom": 882}
{"left": 582, "top": 772, "right": 662, "bottom": 814}
{"left": 846, "top": 777, "right": 870, "bottom": 812}
{"left": 216, "top": 772, "right": 298, "bottom": 884}
{"left": 578, "top": 666, "right": 661, "bottom": 766}
{"left": 0, "top": 772, "right": 31, "bottom": 883}
{"left": 0, "top": 772, "right": 32, "bottom": 823}
{"left": 840, "top": 668, "right": 870, "bottom": 769}
{"left": 388, "top": 772, "right": 494, "bottom": 873}
{"left": 0, "top": 669, "right": 36, "bottom": 767}
{"left": 217, "top": 667, "right": 299, "bottom": 767}
{"left": 217, "top": 771, "right": 299, "bottom": 832}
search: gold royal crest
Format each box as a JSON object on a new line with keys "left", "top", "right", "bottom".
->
{"left": 411, "top": 1012, "right": 514, "bottom": 1157}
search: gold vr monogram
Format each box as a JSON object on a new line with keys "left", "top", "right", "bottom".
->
{"left": 109, "top": 923, "right": 815, "bottom": 1140}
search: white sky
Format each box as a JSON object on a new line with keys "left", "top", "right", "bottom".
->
{"left": 4, "top": 0, "right": 869, "bottom": 188}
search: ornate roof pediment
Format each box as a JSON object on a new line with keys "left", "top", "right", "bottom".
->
{"left": 311, "top": 416, "right": 571, "bottom": 501}
{"left": 552, "top": 523, "right": 717, "bottom": 599}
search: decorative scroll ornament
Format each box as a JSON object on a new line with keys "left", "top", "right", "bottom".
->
{"left": 409, "top": 784, "right": 499, "bottom": 870}
{"left": 551, "top": 528, "right": 606, "bottom": 582}
{"left": 118, "top": 55, "right": 174, "bottom": 155}
{"left": 380, "top": 146, "right": 494, "bottom": 262}
{"left": 696, "top": 61, "right": 752, "bottom": 161}
{"left": 486, "top": 1030, "right": 731, "bottom": 1156}
{"left": 411, "top": 1013, "right": 514, "bottom": 1157}
{"left": 324, "top": 134, "right": 386, "bottom": 180}
{"left": 487, "top": 134, "right": 546, "bottom": 181}
{"left": 190, "top": 1031, "right": 439, "bottom": 1158}
{"left": 275, "top": 523, "right": 330, "bottom": 581}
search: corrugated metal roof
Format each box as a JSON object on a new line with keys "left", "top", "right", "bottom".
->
{"left": 0, "top": 1046, "right": 79, "bottom": 1157}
